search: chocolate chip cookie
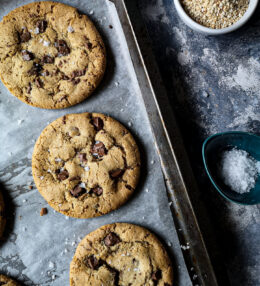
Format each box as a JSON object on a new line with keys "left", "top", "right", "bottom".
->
{"left": 32, "top": 113, "right": 140, "bottom": 218}
{"left": 0, "top": 2, "right": 106, "bottom": 109}
{"left": 0, "top": 275, "right": 20, "bottom": 285}
{"left": 0, "top": 191, "right": 6, "bottom": 238}
{"left": 70, "top": 223, "right": 173, "bottom": 285}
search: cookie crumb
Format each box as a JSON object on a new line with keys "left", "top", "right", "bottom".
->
{"left": 28, "top": 185, "right": 33, "bottom": 190}
{"left": 40, "top": 207, "right": 48, "bottom": 216}
{"left": 109, "top": 25, "right": 113, "bottom": 29}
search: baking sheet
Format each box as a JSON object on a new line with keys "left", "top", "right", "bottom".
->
{"left": 0, "top": 0, "right": 191, "bottom": 285}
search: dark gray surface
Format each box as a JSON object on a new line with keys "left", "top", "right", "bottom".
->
{"left": 139, "top": 1, "right": 260, "bottom": 285}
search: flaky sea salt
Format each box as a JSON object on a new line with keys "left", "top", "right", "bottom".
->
{"left": 67, "top": 26, "right": 74, "bottom": 33}
{"left": 219, "top": 148, "right": 260, "bottom": 194}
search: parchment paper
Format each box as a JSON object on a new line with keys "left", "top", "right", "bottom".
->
{"left": 0, "top": 0, "right": 191, "bottom": 285}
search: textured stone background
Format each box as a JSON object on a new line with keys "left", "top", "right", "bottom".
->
{"left": 139, "top": 1, "right": 260, "bottom": 285}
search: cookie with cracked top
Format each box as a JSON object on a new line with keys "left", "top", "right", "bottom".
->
{"left": 0, "top": 2, "right": 106, "bottom": 109}
{"left": 32, "top": 113, "right": 140, "bottom": 218}
{"left": 0, "top": 274, "right": 20, "bottom": 285}
{"left": 0, "top": 191, "right": 6, "bottom": 238}
{"left": 70, "top": 223, "right": 173, "bottom": 285}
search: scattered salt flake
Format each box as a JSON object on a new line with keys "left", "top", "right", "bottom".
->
{"left": 8, "top": 152, "right": 12, "bottom": 156}
{"left": 178, "top": 228, "right": 182, "bottom": 231}
{"left": 84, "top": 166, "right": 90, "bottom": 171}
{"left": 40, "top": 176, "right": 44, "bottom": 180}
{"left": 151, "top": 160, "right": 154, "bottom": 164}
{"left": 181, "top": 244, "right": 190, "bottom": 250}
{"left": 52, "top": 274, "right": 56, "bottom": 280}
{"left": 145, "top": 188, "right": 149, "bottom": 193}
{"left": 47, "top": 169, "right": 52, "bottom": 173}
{"left": 142, "top": 216, "right": 145, "bottom": 220}
{"left": 115, "top": 82, "right": 119, "bottom": 87}
{"left": 168, "top": 201, "right": 173, "bottom": 206}
{"left": 17, "top": 119, "right": 23, "bottom": 125}
{"left": 58, "top": 204, "right": 62, "bottom": 207}
{"left": 22, "top": 199, "right": 27, "bottom": 203}
{"left": 55, "top": 158, "right": 62, "bottom": 162}
{"left": 35, "top": 27, "right": 40, "bottom": 34}
{"left": 49, "top": 261, "right": 55, "bottom": 268}
{"left": 190, "top": 267, "right": 194, "bottom": 271}
{"left": 39, "top": 38, "right": 43, "bottom": 43}
{"left": 43, "top": 40, "right": 50, "bottom": 47}
{"left": 89, "top": 10, "right": 94, "bottom": 15}
{"left": 79, "top": 182, "right": 86, "bottom": 188}
{"left": 67, "top": 26, "right": 74, "bottom": 33}
{"left": 168, "top": 242, "right": 172, "bottom": 247}
{"left": 127, "top": 268, "right": 130, "bottom": 271}
{"left": 108, "top": 260, "right": 111, "bottom": 264}
{"left": 128, "top": 122, "right": 132, "bottom": 127}
{"left": 65, "top": 216, "right": 69, "bottom": 220}
{"left": 133, "top": 268, "right": 139, "bottom": 272}
{"left": 71, "top": 241, "right": 76, "bottom": 246}
{"left": 193, "top": 274, "right": 198, "bottom": 280}
{"left": 64, "top": 248, "right": 68, "bottom": 253}
{"left": 202, "top": 91, "right": 209, "bottom": 98}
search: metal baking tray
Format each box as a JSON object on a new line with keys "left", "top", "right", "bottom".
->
{"left": 0, "top": 0, "right": 217, "bottom": 285}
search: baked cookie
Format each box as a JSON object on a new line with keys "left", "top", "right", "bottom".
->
{"left": 0, "top": 191, "right": 6, "bottom": 238}
{"left": 0, "top": 274, "right": 20, "bottom": 285}
{"left": 70, "top": 223, "right": 173, "bottom": 286}
{"left": 32, "top": 113, "right": 140, "bottom": 218}
{"left": 0, "top": 2, "right": 106, "bottom": 109}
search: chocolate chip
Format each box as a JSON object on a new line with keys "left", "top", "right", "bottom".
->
{"left": 55, "top": 39, "right": 70, "bottom": 57}
{"left": 70, "top": 184, "right": 86, "bottom": 198}
{"left": 104, "top": 232, "right": 120, "bottom": 247}
{"left": 71, "top": 69, "right": 86, "bottom": 78}
{"left": 21, "top": 50, "right": 34, "bottom": 61}
{"left": 42, "top": 55, "right": 54, "bottom": 64}
{"left": 57, "top": 170, "right": 69, "bottom": 181}
{"left": 40, "top": 207, "right": 48, "bottom": 216}
{"left": 36, "top": 20, "right": 47, "bottom": 33}
{"left": 78, "top": 153, "right": 87, "bottom": 163}
{"left": 92, "top": 117, "right": 104, "bottom": 131}
{"left": 86, "top": 255, "right": 99, "bottom": 270}
{"left": 92, "top": 186, "right": 103, "bottom": 196}
{"left": 35, "top": 78, "right": 43, "bottom": 88}
{"left": 91, "top": 141, "right": 107, "bottom": 158}
{"left": 27, "top": 83, "right": 32, "bottom": 94}
{"left": 110, "top": 169, "right": 124, "bottom": 179}
{"left": 152, "top": 270, "right": 162, "bottom": 281}
{"left": 86, "top": 42, "right": 92, "bottom": 49}
{"left": 20, "top": 28, "right": 31, "bottom": 43}
{"left": 0, "top": 282, "right": 6, "bottom": 285}
{"left": 28, "top": 63, "right": 42, "bottom": 76}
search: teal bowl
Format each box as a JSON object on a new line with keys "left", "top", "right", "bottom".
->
{"left": 202, "top": 131, "right": 260, "bottom": 205}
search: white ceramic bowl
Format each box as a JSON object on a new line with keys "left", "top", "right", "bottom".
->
{"left": 174, "top": 0, "right": 259, "bottom": 35}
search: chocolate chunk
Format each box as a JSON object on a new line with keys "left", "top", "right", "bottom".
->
{"left": 36, "top": 20, "right": 47, "bottom": 33}
{"left": 110, "top": 169, "right": 124, "bottom": 179}
{"left": 70, "top": 184, "right": 86, "bottom": 198}
{"left": 86, "top": 255, "right": 99, "bottom": 270}
{"left": 71, "top": 78, "right": 80, "bottom": 85}
{"left": 92, "top": 186, "right": 103, "bottom": 196}
{"left": 27, "top": 83, "right": 32, "bottom": 94}
{"left": 71, "top": 69, "right": 86, "bottom": 78}
{"left": 69, "top": 176, "right": 80, "bottom": 181}
{"left": 28, "top": 63, "right": 42, "bottom": 76}
{"left": 164, "top": 284, "right": 171, "bottom": 286}
{"left": 35, "top": 78, "right": 43, "bottom": 88}
{"left": 21, "top": 50, "right": 34, "bottom": 61}
{"left": 92, "top": 117, "right": 104, "bottom": 131}
{"left": 0, "top": 282, "right": 6, "bottom": 285}
{"left": 152, "top": 270, "right": 162, "bottom": 281}
{"left": 20, "top": 28, "right": 31, "bottom": 43}
{"left": 42, "top": 55, "right": 54, "bottom": 64}
{"left": 55, "top": 39, "right": 70, "bottom": 57}
{"left": 91, "top": 141, "right": 107, "bottom": 158}
{"left": 40, "top": 207, "right": 48, "bottom": 216}
{"left": 61, "top": 74, "right": 69, "bottom": 80}
{"left": 57, "top": 170, "right": 69, "bottom": 181}
{"left": 104, "top": 232, "right": 120, "bottom": 247}
{"left": 78, "top": 153, "right": 87, "bottom": 163}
